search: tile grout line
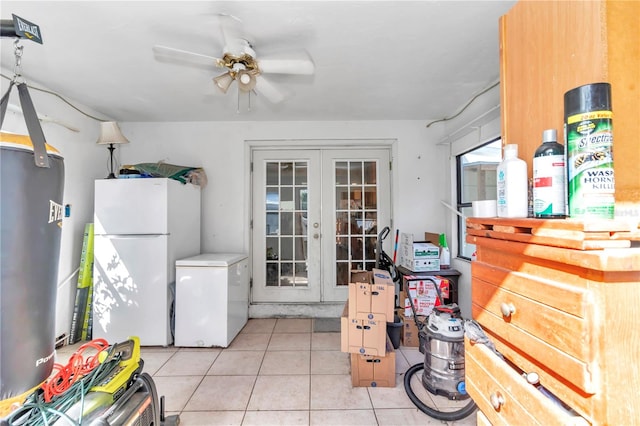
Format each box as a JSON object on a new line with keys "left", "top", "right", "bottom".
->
{"left": 242, "top": 327, "right": 273, "bottom": 419}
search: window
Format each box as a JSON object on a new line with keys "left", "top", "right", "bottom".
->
{"left": 456, "top": 138, "right": 502, "bottom": 259}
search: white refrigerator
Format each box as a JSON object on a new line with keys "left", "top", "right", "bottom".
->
{"left": 92, "top": 178, "right": 201, "bottom": 346}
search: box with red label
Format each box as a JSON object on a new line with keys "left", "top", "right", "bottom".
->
{"left": 401, "top": 276, "right": 449, "bottom": 317}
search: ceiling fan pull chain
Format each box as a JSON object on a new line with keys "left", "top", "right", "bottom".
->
{"left": 236, "top": 85, "right": 240, "bottom": 114}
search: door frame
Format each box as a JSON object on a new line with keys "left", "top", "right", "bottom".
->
{"left": 246, "top": 139, "right": 397, "bottom": 308}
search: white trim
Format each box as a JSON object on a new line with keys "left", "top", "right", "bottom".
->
{"left": 437, "top": 105, "right": 500, "bottom": 146}
{"left": 247, "top": 138, "right": 396, "bottom": 149}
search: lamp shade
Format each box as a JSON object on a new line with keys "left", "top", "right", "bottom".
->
{"left": 96, "top": 121, "right": 130, "bottom": 145}
{"left": 213, "top": 72, "right": 234, "bottom": 94}
{"left": 237, "top": 70, "right": 257, "bottom": 92}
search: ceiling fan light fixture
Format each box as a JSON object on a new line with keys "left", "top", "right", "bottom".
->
{"left": 237, "top": 70, "right": 257, "bottom": 92}
{"left": 213, "top": 72, "right": 234, "bottom": 93}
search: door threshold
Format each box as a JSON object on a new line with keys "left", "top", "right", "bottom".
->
{"left": 249, "top": 303, "right": 345, "bottom": 318}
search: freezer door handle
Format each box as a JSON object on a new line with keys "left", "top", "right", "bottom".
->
{"left": 98, "top": 234, "right": 165, "bottom": 239}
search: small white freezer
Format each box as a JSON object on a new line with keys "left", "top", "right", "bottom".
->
{"left": 174, "top": 253, "right": 249, "bottom": 347}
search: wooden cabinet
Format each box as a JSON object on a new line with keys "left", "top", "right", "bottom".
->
{"left": 484, "top": 3, "right": 640, "bottom": 419}
{"left": 499, "top": 0, "right": 640, "bottom": 208}
{"left": 465, "top": 217, "right": 640, "bottom": 425}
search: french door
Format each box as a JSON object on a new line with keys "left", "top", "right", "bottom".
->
{"left": 251, "top": 147, "right": 391, "bottom": 303}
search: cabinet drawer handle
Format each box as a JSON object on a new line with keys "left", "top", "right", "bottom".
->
{"left": 490, "top": 391, "right": 505, "bottom": 410}
{"left": 500, "top": 302, "right": 516, "bottom": 318}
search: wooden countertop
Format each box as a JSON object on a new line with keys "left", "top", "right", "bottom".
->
{"left": 467, "top": 217, "right": 640, "bottom": 272}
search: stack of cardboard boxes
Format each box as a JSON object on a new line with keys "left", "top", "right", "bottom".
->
{"left": 340, "top": 268, "right": 396, "bottom": 387}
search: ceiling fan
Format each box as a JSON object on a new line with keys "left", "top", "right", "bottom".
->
{"left": 152, "top": 14, "right": 315, "bottom": 106}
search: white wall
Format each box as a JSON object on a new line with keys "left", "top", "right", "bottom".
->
{"left": 439, "top": 83, "right": 502, "bottom": 318}
{"left": 1, "top": 70, "right": 107, "bottom": 340}
{"left": 119, "top": 120, "right": 450, "bottom": 254}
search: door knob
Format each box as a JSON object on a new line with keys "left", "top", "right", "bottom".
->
{"left": 313, "top": 222, "right": 319, "bottom": 228}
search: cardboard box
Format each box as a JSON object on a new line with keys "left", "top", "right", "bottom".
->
{"left": 401, "top": 276, "right": 449, "bottom": 317}
{"left": 348, "top": 268, "right": 395, "bottom": 319}
{"left": 401, "top": 258, "right": 440, "bottom": 272}
{"left": 403, "top": 276, "right": 450, "bottom": 299}
{"left": 341, "top": 301, "right": 387, "bottom": 356}
{"left": 399, "top": 233, "right": 440, "bottom": 272}
{"left": 424, "top": 232, "right": 442, "bottom": 249}
{"left": 372, "top": 268, "right": 394, "bottom": 287}
{"left": 434, "top": 276, "right": 451, "bottom": 300}
{"left": 400, "top": 313, "right": 424, "bottom": 348}
{"left": 350, "top": 336, "right": 396, "bottom": 387}
{"left": 350, "top": 270, "right": 372, "bottom": 284}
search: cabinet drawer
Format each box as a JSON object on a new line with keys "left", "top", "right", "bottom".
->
{"left": 472, "top": 303, "right": 596, "bottom": 394}
{"left": 472, "top": 261, "right": 593, "bottom": 317}
{"left": 472, "top": 277, "right": 594, "bottom": 363}
{"left": 465, "top": 338, "right": 589, "bottom": 426}
{"left": 471, "top": 263, "right": 598, "bottom": 394}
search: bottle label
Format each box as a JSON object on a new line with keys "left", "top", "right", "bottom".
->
{"left": 533, "top": 154, "right": 565, "bottom": 216}
{"left": 566, "top": 111, "right": 615, "bottom": 219}
{"left": 497, "top": 169, "right": 506, "bottom": 213}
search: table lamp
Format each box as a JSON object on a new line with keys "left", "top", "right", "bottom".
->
{"left": 96, "top": 121, "right": 130, "bottom": 179}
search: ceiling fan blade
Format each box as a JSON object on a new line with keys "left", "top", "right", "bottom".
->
{"left": 257, "top": 50, "right": 315, "bottom": 75}
{"left": 255, "top": 75, "right": 285, "bottom": 104}
{"left": 217, "top": 13, "right": 246, "bottom": 55}
{"left": 153, "top": 45, "right": 223, "bottom": 68}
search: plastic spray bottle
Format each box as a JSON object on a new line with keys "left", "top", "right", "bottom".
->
{"left": 497, "top": 144, "right": 528, "bottom": 218}
{"left": 439, "top": 234, "right": 450, "bottom": 269}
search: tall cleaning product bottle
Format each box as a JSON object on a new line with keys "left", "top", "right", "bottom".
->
{"left": 564, "top": 82, "right": 615, "bottom": 219}
{"left": 497, "top": 144, "right": 528, "bottom": 218}
{"left": 533, "top": 129, "right": 566, "bottom": 218}
{"left": 439, "top": 234, "right": 450, "bottom": 269}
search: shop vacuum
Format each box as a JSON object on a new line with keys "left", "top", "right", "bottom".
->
{"left": 419, "top": 303, "right": 467, "bottom": 399}
{"left": 403, "top": 277, "right": 476, "bottom": 421}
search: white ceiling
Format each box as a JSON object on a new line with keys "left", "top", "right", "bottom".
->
{"left": 1, "top": 1, "right": 516, "bottom": 123}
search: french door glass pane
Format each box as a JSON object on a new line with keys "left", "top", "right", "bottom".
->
{"left": 264, "top": 160, "right": 309, "bottom": 288}
{"left": 364, "top": 162, "right": 377, "bottom": 185}
{"left": 335, "top": 160, "right": 379, "bottom": 286}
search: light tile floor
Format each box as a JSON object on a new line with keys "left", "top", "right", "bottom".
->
{"left": 57, "top": 318, "right": 476, "bottom": 426}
